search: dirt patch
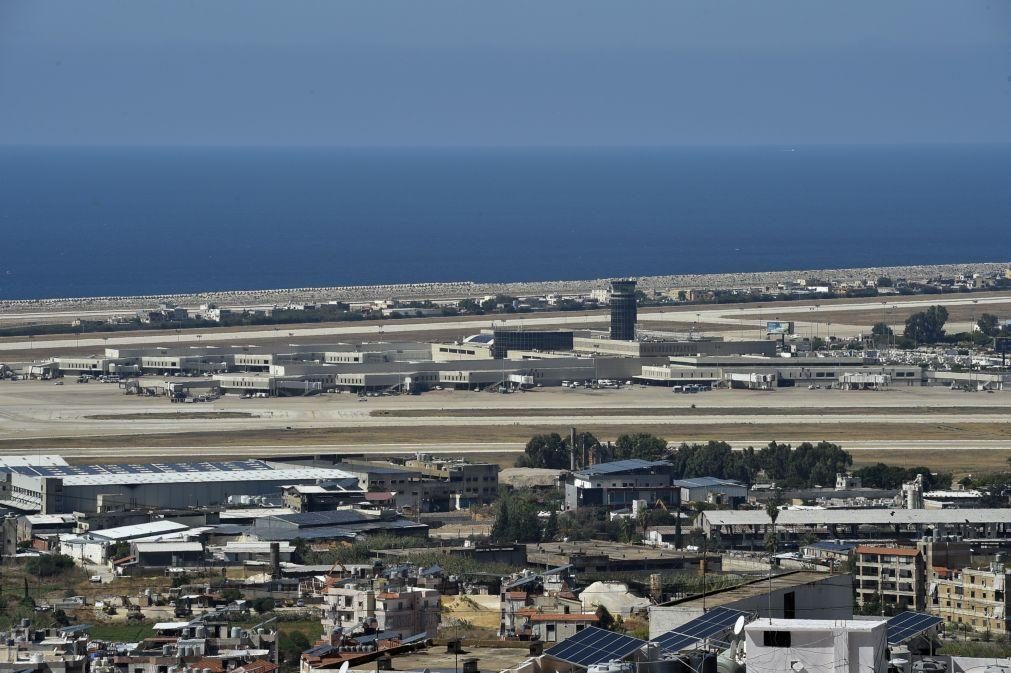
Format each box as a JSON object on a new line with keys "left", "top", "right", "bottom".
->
{"left": 849, "top": 448, "right": 1011, "bottom": 478}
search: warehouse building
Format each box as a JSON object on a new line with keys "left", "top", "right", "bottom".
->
{"left": 700, "top": 509, "right": 1011, "bottom": 547}
{"left": 0, "top": 459, "right": 357, "bottom": 514}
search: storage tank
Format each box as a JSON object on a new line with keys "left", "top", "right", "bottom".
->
{"left": 231, "top": 626, "right": 242, "bottom": 639}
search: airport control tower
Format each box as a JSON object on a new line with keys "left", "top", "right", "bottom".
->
{"left": 609, "top": 279, "right": 637, "bottom": 341}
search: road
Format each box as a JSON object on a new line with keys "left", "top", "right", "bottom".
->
{"left": 4, "top": 293, "right": 1011, "bottom": 352}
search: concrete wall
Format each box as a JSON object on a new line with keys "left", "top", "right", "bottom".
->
{"left": 648, "top": 573, "right": 853, "bottom": 638}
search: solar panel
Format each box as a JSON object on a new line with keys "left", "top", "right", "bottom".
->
{"left": 545, "top": 626, "right": 646, "bottom": 667}
{"left": 886, "top": 612, "right": 942, "bottom": 645}
{"left": 653, "top": 607, "right": 749, "bottom": 653}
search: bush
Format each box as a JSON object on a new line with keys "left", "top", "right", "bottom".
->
{"left": 25, "top": 554, "right": 75, "bottom": 578}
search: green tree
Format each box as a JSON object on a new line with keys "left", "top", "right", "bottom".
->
{"left": 977, "top": 313, "right": 1001, "bottom": 338}
{"left": 876, "top": 277, "right": 893, "bottom": 287}
{"left": 279, "top": 630, "right": 311, "bottom": 665}
{"left": 596, "top": 605, "right": 616, "bottom": 631}
{"left": 25, "top": 554, "right": 75, "bottom": 578}
{"left": 613, "top": 433, "right": 668, "bottom": 461}
{"left": 516, "top": 433, "right": 569, "bottom": 469}
{"left": 490, "top": 492, "right": 543, "bottom": 543}
{"left": 903, "top": 306, "right": 949, "bottom": 344}
{"left": 871, "top": 322, "right": 893, "bottom": 343}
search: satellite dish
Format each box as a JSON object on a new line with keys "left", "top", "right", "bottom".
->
{"left": 733, "top": 615, "right": 746, "bottom": 636}
{"left": 338, "top": 662, "right": 350, "bottom": 673}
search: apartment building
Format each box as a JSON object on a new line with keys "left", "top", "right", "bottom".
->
{"left": 931, "top": 564, "right": 1011, "bottom": 635}
{"left": 855, "top": 545, "right": 926, "bottom": 612}
{"left": 322, "top": 586, "right": 441, "bottom": 638}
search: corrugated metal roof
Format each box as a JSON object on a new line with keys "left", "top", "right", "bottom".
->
{"left": 574, "top": 459, "right": 670, "bottom": 477}
{"left": 134, "top": 541, "right": 204, "bottom": 553}
{"left": 674, "top": 477, "right": 745, "bottom": 489}
{"left": 7, "top": 459, "right": 354, "bottom": 486}
{"left": 91, "top": 520, "right": 189, "bottom": 541}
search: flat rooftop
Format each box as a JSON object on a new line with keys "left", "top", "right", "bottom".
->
{"left": 660, "top": 571, "right": 847, "bottom": 610}
{"left": 0, "top": 455, "right": 69, "bottom": 468}
{"left": 528, "top": 540, "right": 705, "bottom": 563}
{"left": 702, "top": 508, "right": 1011, "bottom": 527}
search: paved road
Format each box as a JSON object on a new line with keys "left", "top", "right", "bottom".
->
{"left": 4, "top": 293, "right": 1011, "bottom": 352}
{"left": 2, "top": 440, "right": 1006, "bottom": 462}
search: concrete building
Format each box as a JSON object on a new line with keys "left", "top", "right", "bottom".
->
{"left": 673, "top": 477, "right": 748, "bottom": 505}
{"left": 638, "top": 355, "right": 923, "bottom": 389}
{"left": 403, "top": 455, "right": 500, "bottom": 508}
{"left": 801, "top": 541, "right": 856, "bottom": 566}
{"left": 130, "top": 541, "right": 205, "bottom": 567}
{"left": 649, "top": 572, "right": 853, "bottom": 636}
{"left": 281, "top": 484, "right": 369, "bottom": 512}
{"left": 322, "top": 585, "right": 440, "bottom": 637}
{"left": 931, "top": 563, "right": 1011, "bottom": 635}
{"left": 743, "top": 618, "right": 886, "bottom": 673}
{"left": 563, "top": 459, "right": 680, "bottom": 512}
{"left": 522, "top": 612, "right": 599, "bottom": 643}
{"left": 573, "top": 336, "right": 776, "bottom": 358}
{"left": 249, "top": 509, "right": 429, "bottom": 542}
{"left": 855, "top": 545, "right": 926, "bottom": 612}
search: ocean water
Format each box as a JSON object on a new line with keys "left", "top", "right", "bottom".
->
{"left": 1, "top": 145, "right": 1010, "bottom": 300}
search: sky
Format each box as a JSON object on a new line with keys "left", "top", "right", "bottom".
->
{"left": 1, "top": 1, "right": 1010, "bottom": 147}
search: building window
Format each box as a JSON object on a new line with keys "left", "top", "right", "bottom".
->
{"left": 763, "top": 631, "right": 791, "bottom": 648}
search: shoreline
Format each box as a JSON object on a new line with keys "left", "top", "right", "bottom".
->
{"left": 1, "top": 260, "right": 1008, "bottom": 315}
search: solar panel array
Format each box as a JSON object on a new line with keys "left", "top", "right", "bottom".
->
{"left": 652, "top": 607, "right": 749, "bottom": 653}
{"left": 544, "top": 627, "right": 646, "bottom": 666}
{"left": 886, "top": 612, "right": 942, "bottom": 645}
{"left": 5, "top": 459, "right": 273, "bottom": 477}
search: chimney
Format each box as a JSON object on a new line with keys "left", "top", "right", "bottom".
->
{"left": 269, "top": 542, "right": 281, "bottom": 580}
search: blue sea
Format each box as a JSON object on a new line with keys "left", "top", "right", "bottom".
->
{"left": 1, "top": 145, "right": 1010, "bottom": 300}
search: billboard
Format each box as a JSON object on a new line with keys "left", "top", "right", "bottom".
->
{"left": 766, "top": 321, "right": 795, "bottom": 335}
{"left": 995, "top": 337, "right": 1011, "bottom": 354}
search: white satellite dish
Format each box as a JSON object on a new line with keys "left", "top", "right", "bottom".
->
{"left": 338, "top": 661, "right": 350, "bottom": 673}
{"left": 733, "top": 615, "right": 746, "bottom": 636}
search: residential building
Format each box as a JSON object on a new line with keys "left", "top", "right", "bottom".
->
{"left": 322, "top": 585, "right": 440, "bottom": 637}
{"left": 855, "top": 545, "right": 926, "bottom": 612}
{"left": 931, "top": 564, "right": 1011, "bottom": 635}
{"left": 521, "top": 612, "right": 599, "bottom": 643}
{"left": 801, "top": 541, "right": 856, "bottom": 566}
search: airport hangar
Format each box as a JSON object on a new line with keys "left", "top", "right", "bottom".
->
{"left": 0, "top": 459, "right": 358, "bottom": 515}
